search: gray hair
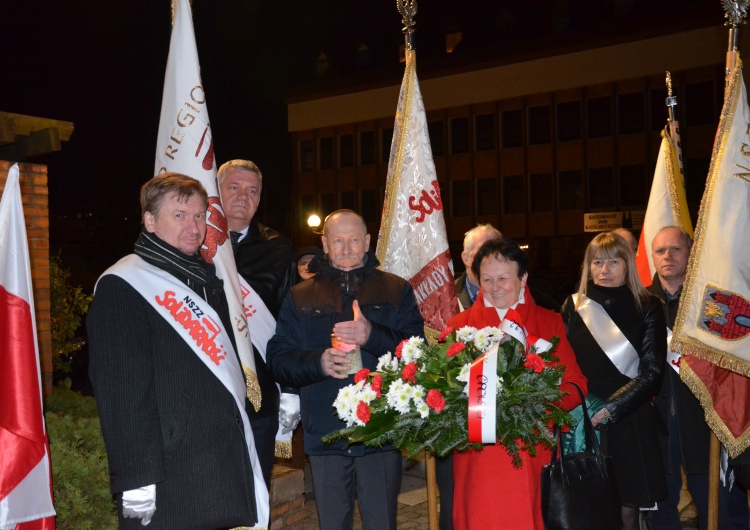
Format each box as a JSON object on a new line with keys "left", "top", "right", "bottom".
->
{"left": 463, "top": 224, "right": 503, "bottom": 253}
{"left": 217, "top": 159, "right": 263, "bottom": 190}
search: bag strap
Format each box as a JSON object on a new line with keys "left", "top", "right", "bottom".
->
{"left": 553, "top": 382, "right": 605, "bottom": 459}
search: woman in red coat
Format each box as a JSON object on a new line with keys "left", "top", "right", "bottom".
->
{"left": 448, "top": 239, "right": 587, "bottom": 530}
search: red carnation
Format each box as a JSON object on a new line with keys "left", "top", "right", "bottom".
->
{"left": 438, "top": 326, "right": 453, "bottom": 342}
{"left": 354, "top": 368, "right": 371, "bottom": 384}
{"left": 524, "top": 353, "right": 546, "bottom": 373}
{"left": 426, "top": 389, "right": 446, "bottom": 413}
{"left": 371, "top": 374, "right": 383, "bottom": 397}
{"left": 446, "top": 342, "right": 466, "bottom": 357}
{"left": 356, "top": 401, "right": 371, "bottom": 423}
{"left": 395, "top": 339, "right": 407, "bottom": 358}
{"left": 402, "top": 362, "right": 418, "bottom": 383}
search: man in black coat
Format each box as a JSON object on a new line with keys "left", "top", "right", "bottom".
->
{"left": 88, "top": 173, "right": 266, "bottom": 528}
{"left": 218, "top": 159, "right": 299, "bottom": 487}
{"left": 267, "top": 210, "right": 425, "bottom": 530}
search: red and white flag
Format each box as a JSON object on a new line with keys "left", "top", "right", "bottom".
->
{"left": 635, "top": 118, "right": 693, "bottom": 285}
{"left": 154, "top": 0, "right": 268, "bottom": 524}
{"left": 376, "top": 48, "right": 458, "bottom": 336}
{"left": 0, "top": 164, "right": 55, "bottom": 529}
{"left": 672, "top": 59, "right": 750, "bottom": 457}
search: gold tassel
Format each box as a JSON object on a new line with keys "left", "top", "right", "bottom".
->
{"left": 275, "top": 439, "right": 293, "bottom": 459}
{"left": 243, "top": 366, "right": 262, "bottom": 412}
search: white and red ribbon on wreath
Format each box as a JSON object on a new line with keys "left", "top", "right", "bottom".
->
{"left": 467, "top": 309, "right": 553, "bottom": 444}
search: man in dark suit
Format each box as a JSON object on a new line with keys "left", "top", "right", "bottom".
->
{"left": 218, "top": 159, "right": 299, "bottom": 487}
{"left": 88, "top": 173, "right": 266, "bottom": 528}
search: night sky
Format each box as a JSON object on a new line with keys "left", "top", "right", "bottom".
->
{"left": 0, "top": 0, "right": 724, "bottom": 288}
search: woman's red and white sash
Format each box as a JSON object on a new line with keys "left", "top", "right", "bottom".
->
{"left": 467, "top": 308, "right": 553, "bottom": 443}
{"left": 572, "top": 293, "right": 639, "bottom": 379}
{"left": 100, "top": 255, "right": 270, "bottom": 527}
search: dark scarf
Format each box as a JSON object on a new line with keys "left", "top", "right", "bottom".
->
{"left": 310, "top": 250, "right": 378, "bottom": 295}
{"left": 134, "top": 229, "right": 211, "bottom": 293}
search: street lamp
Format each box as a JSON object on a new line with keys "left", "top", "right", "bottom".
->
{"left": 307, "top": 214, "right": 322, "bottom": 234}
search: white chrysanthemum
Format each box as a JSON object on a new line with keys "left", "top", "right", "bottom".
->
{"left": 496, "top": 376, "right": 505, "bottom": 394}
{"left": 455, "top": 362, "right": 472, "bottom": 396}
{"left": 486, "top": 327, "right": 504, "bottom": 342}
{"left": 455, "top": 326, "right": 476, "bottom": 343}
{"left": 410, "top": 384, "right": 425, "bottom": 401}
{"left": 401, "top": 337, "right": 425, "bottom": 364}
{"left": 359, "top": 385, "right": 378, "bottom": 403}
{"left": 414, "top": 397, "right": 430, "bottom": 419}
{"left": 473, "top": 328, "right": 491, "bottom": 351}
{"left": 377, "top": 352, "right": 394, "bottom": 372}
{"left": 386, "top": 379, "right": 412, "bottom": 414}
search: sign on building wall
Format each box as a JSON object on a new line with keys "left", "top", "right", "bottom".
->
{"left": 583, "top": 210, "right": 645, "bottom": 232}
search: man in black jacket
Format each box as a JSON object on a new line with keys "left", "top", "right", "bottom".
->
{"left": 218, "top": 159, "right": 298, "bottom": 487}
{"left": 88, "top": 173, "right": 266, "bottom": 528}
{"left": 648, "top": 226, "right": 711, "bottom": 529}
{"left": 267, "top": 210, "right": 425, "bottom": 530}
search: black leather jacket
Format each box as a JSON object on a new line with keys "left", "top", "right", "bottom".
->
{"left": 561, "top": 283, "right": 667, "bottom": 423}
{"left": 233, "top": 219, "right": 295, "bottom": 320}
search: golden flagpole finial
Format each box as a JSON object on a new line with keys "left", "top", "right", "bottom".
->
{"left": 665, "top": 71, "right": 678, "bottom": 123}
{"left": 722, "top": 0, "right": 749, "bottom": 80}
{"left": 397, "top": 0, "right": 417, "bottom": 50}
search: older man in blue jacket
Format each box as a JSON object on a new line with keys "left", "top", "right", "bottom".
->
{"left": 267, "top": 209, "right": 424, "bottom": 530}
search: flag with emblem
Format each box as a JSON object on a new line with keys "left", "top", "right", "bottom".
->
{"left": 154, "top": 0, "right": 268, "bottom": 524}
{"left": 375, "top": 48, "right": 458, "bottom": 338}
{"left": 635, "top": 97, "right": 693, "bottom": 285}
{"left": 0, "top": 164, "right": 55, "bottom": 529}
{"left": 672, "top": 58, "right": 750, "bottom": 457}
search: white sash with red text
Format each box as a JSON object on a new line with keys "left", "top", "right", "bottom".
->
{"left": 467, "top": 308, "right": 553, "bottom": 443}
{"left": 101, "top": 255, "right": 270, "bottom": 526}
{"left": 572, "top": 293, "right": 639, "bottom": 379}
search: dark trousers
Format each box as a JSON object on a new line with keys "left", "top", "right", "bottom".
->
{"left": 435, "top": 454, "right": 453, "bottom": 530}
{"left": 309, "top": 451, "right": 402, "bottom": 530}
{"left": 249, "top": 413, "right": 279, "bottom": 490}
{"left": 649, "top": 415, "right": 749, "bottom": 530}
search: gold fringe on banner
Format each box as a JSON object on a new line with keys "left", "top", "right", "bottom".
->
{"left": 275, "top": 440, "right": 293, "bottom": 459}
{"left": 680, "top": 359, "right": 750, "bottom": 457}
{"left": 243, "top": 365, "right": 262, "bottom": 412}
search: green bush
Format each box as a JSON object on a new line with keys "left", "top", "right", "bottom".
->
{"left": 45, "top": 384, "right": 116, "bottom": 529}
{"left": 50, "top": 255, "right": 92, "bottom": 375}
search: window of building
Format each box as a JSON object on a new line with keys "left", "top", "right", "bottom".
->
{"left": 530, "top": 172, "right": 555, "bottom": 212}
{"left": 300, "top": 140, "right": 314, "bottom": 172}
{"left": 617, "top": 92, "right": 645, "bottom": 135}
{"left": 320, "top": 193, "right": 336, "bottom": 217}
{"left": 558, "top": 170, "right": 583, "bottom": 210}
{"left": 619, "top": 164, "right": 647, "bottom": 206}
{"left": 501, "top": 109, "right": 523, "bottom": 148}
{"left": 685, "top": 81, "right": 715, "bottom": 127}
{"left": 588, "top": 167, "right": 615, "bottom": 209}
{"left": 557, "top": 101, "right": 581, "bottom": 141}
{"left": 503, "top": 175, "right": 525, "bottom": 214}
{"left": 446, "top": 31, "right": 462, "bottom": 53}
{"left": 450, "top": 117, "right": 470, "bottom": 154}
{"left": 341, "top": 190, "right": 357, "bottom": 211}
{"left": 428, "top": 121, "right": 445, "bottom": 157}
{"left": 359, "top": 130, "right": 375, "bottom": 165}
{"left": 339, "top": 134, "right": 354, "bottom": 168}
{"left": 475, "top": 113, "right": 496, "bottom": 151}
{"left": 587, "top": 96, "right": 612, "bottom": 138}
{"left": 649, "top": 87, "right": 669, "bottom": 132}
{"left": 361, "top": 189, "right": 379, "bottom": 223}
{"left": 686, "top": 156, "right": 710, "bottom": 204}
{"left": 319, "top": 137, "right": 333, "bottom": 170}
{"left": 381, "top": 127, "right": 393, "bottom": 163}
{"left": 476, "top": 177, "right": 498, "bottom": 215}
{"left": 300, "top": 194, "right": 315, "bottom": 221}
{"left": 528, "top": 105, "right": 551, "bottom": 145}
{"left": 452, "top": 180, "right": 471, "bottom": 217}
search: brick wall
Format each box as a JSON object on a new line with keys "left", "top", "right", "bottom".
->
{"left": 270, "top": 465, "right": 305, "bottom": 530}
{"left": 0, "top": 160, "right": 52, "bottom": 394}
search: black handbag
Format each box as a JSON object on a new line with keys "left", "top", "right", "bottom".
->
{"left": 541, "top": 383, "right": 621, "bottom": 530}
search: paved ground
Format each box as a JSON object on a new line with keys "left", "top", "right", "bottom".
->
{"left": 301, "top": 457, "right": 707, "bottom": 530}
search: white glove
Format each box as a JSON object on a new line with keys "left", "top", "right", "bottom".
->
{"left": 122, "top": 484, "right": 156, "bottom": 526}
{"left": 278, "top": 392, "right": 301, "bottom": 434}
